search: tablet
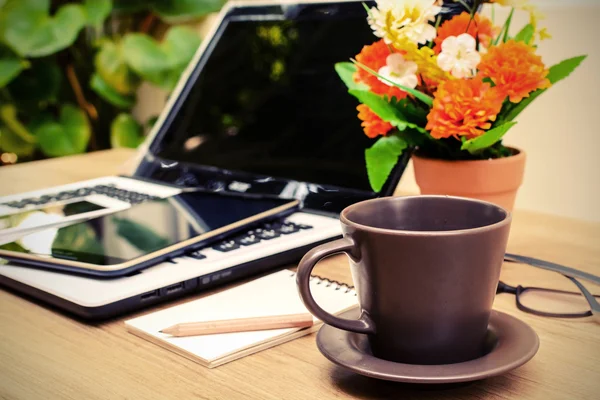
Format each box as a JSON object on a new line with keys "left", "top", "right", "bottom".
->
{"left": 0, "top": 195, "right": 129, "bottom": 245}
{"left": 0, "top": 191, "right": 299, "bottom": 277}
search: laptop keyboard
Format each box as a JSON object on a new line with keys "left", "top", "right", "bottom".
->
{"left": 209, "top": 220, "right": 313, "bottom": 253}
{"left": 2, "top": 184, "right": 161, "bottom": 208}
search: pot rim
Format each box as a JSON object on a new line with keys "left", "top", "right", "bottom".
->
{"left": 413, "top": 147, "right": 526, "bottom": 165}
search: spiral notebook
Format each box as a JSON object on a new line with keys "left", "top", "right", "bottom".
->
{"left": 125, "top": 269, "right": 358, "bottom": 368}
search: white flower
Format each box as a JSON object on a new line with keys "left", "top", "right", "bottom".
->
{"left": 378, "top": 53, "right": 418, "bottom": 89}
{"left": 437, "top": 33, "right": 481, "bottom": 79}
{"left": 368, "top": 0, "right": 442, "bottom": 45}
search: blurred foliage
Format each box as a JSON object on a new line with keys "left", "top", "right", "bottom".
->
{"left": 0, "top": 0, "right": 224, "bottom": 164}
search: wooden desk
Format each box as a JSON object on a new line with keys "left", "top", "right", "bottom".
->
{"left": 0, "top": 150, "right": 599, "bottom": 399}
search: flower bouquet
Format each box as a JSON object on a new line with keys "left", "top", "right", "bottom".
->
{"left": 336, "top": 0, "right": 586, "bottom": 197}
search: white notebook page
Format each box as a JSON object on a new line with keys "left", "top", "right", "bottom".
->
{"left": 125, "top": 270, "right": 357, "bottom": 366}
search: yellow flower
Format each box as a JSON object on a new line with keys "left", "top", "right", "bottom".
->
{"left": 539, "top": 27, "right": 552, "bottom": 40}
{"left": 490, "top": 0, "right": 550, "bottom": 42}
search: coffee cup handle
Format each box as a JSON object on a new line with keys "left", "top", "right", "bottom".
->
{"left": 296, "top": 237, "right": 376, "bottom": 334}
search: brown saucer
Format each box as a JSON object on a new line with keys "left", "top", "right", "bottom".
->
{"left": 316, "top": 309, "right": 539, "bottom": 384}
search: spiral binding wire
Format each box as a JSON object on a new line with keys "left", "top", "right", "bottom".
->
{"left": 289, "top": 272, "right": 356, "bottom": 295}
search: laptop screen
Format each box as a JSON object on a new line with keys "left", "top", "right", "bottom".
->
{"left": 149, "top": 2, "right": 390, "bottom": 195}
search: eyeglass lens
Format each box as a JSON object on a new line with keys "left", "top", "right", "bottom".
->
{"left": 518, "top": 288, "right": 592, "bottom": 315}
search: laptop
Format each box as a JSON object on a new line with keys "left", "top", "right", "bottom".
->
{"left": 0, "top": 0, "right": 409, "bottom": 320}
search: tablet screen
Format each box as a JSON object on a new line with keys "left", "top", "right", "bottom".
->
{"left": 1, "top": 192, "right": 292, "bottom": 265}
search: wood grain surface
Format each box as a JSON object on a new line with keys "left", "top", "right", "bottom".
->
{"left": 0, "top": 149, "right": 599, "bottom": 400}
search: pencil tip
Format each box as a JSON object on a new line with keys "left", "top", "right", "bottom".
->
{"left": 159, "top": 330, "right": 164, "bottom": 333}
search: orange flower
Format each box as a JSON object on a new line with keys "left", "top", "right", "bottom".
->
{"left": 354, "top": 40, "right": 408, "bottom": 100}
{"left": 357, "top": 104, "right": 394, "bottom": 139}
{"left": 478, "top": 40, "right": 551, "bottom": 103}
{"left": 425, "top": 78, "right": 504, "bottom": 139}
{"left": 434, "top": 12, "right": 497, "bottom": 54}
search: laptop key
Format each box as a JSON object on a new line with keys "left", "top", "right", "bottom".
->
{"left": 57, "top": 191, "right": 76, "bottom": 200}
{"left": 295, "top": 223, "right": 313, "bottom": 230}
{"left": 75, "top": 188, "right": 92, "bottom": 196}
{"left": 235, "top": 234, "right": 261, "bottom": 246}
{"left": 4, "top": 201, "right": 26, "bottom": 208}
{"left": 256, "top": 229, "right": 280, "bottom": 240}
{"left": 187, "top": 250, "right": 207, "bottom": 260}
{"left": 278, "top": 223, "right": 300, "bottom": 235}
{"left": 262, "top": 221, "right": 282, "bottom": 230}
{"left": 212, "top": 240, "right": 240, "bottom": 252}
{"left": 38, "top": 195, "right": 53, "bottom": 203}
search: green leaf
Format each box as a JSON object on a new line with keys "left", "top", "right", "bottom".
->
{"left": 0, "top": 104, "right": 36, "bottom": 157}
{"left": 122, "top": 34, "right": 168, "bottom": 84}
{"left": 110, "top": 113, "right": 144, "bottom": 148}
{"left": 514, "top": 23, "right": 534, "bottom": 45}
{"left": 122, "top": 26, "right": 201, "bottom": 90}
{"left": 334, "top": 62, "right": 368, "bottom": 91}
{"left": 112, "top": 217, "right": 169, "bottom": 252}
{"left": 160, "top": 26, "right": 202, "bottom": 88}
{"left": 7, "top": 61, "right": 61, "bottom": 112}
{"left": 547, "top": 55, "right": 587, "bottom": 84}
{"left": 351, "top": 59, "right": 433, "bottom": 106}
{"left": 0, "top": 47, "right": 27, "bottom": 87}
{"left": 365, "top": 135, "right": 408, "bottom": 192}
{"left": 94, "top": 40, "right": 141, "bottom": 95}
{"left": 501, "top": 56, "right": 587, "bottom": 122}
{"left": 33, "top": 105, "right": 91, "bottom": 157}
{"left": 0, "top": 105, "right": 37, "bottom": 144}
{"left": 0, "top": 58, "right": 23, "bottom": 87}
{"left": 461, "top": 122, "right": 517, "bottom": 154}
{"left": 58, "top": 105, "right": 90, "bottom": 153}
{"left": 493, "top": 7, "right": 514, "bottom": 45}
{"left": 349, "top": 90, "right": 427, "bottom": 133}
{"left": 396, "top": 128, "right": 429, "bottom": 147}
{"left": 0, "top": 0, "right": 86, "bottom": 57}
{"left": 392, "top": 97, "right": 428, "bottom": 125}
{"left": 151, "top": 0, "right": 225, "bottom": 23}
{"left": 0, "top": 104, "right": 36, "bottom": 144}
{"left": 90, "top": 73, "right": 135, "bottom": 109}
{"left": 83, "top": 0, "right": 112, "bottom": 27}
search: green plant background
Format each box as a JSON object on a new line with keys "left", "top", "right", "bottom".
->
{"left": 0, "top": 0, "right": 225, "bottom": 165}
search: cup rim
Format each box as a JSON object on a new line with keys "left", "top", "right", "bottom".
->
{"left": 340, "top": 195, "right": 512, "bottom": 236}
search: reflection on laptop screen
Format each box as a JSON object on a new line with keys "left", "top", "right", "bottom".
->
{"left": 154, "top": 10, "right": 378, "bottom": 193}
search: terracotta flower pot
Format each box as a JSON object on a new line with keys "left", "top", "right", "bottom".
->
{"left": 412, "top": 149, "right": 526, "bottom": 212}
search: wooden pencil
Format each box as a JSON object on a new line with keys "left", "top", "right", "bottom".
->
{"left": 159, "top": 313, "right": 314, "bottom": 337}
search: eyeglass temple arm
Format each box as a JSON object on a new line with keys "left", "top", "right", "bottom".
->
{"left": 504, "top": 253, "right": 600, "bottom": 285}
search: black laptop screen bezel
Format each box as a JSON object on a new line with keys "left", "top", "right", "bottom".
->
{"left": 134, "top": 1, "right": 411, "bottom": 214}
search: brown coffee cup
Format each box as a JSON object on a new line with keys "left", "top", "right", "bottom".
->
{"left": 297, "top": 195, "right": 511, "bottom": 365}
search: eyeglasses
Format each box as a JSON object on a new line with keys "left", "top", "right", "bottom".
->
{"left": 498, "top": 253, "right": 600, "bottom": 319}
